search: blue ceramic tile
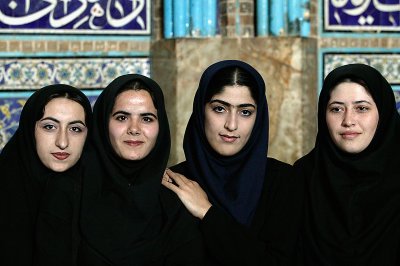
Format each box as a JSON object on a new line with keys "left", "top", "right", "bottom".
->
{"left": 0, "top": 57, "right": 150, "bottom": 90}
{"left": 0, "top": 0, "right": 150, "bottom": 35}
{"left": 324, "top": 0, "right": 400, "bottom": 32}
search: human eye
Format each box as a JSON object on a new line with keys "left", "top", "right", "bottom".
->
{"left": 142, "top": 116, "right": 155, "bottom": 123}
{"left": 240, "top": 109, "right": 254, "bottom": 117}
{"left": 356, "top": 105, "right": 370, "bottom": 112}
{"left": 115, "top": 115, "right": 127, "bottom": 121}
{"left": 212, "top": 105, "right": 226, "bottom": 113}
{"left": 43, "top": 124, "right": 56, "bottom": 131}
{"left": 70, "top": 126, "right": 85, "bottom": 133}
{"left": 328, "top": 106, "right": 343, "bottom": 113}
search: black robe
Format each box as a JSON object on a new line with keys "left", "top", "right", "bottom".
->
{"left": 78, "top": 74, "right": 205, "bottom": 266}
{"left": 172, "top": 158, "right": 302, "bottom": 265}
{"left": 295, "top": 64, "right": 400, "bottom": 265}
{"left": 0, "top": 84, "right": 92, "bottom": 265}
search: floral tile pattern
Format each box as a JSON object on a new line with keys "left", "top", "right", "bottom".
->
{"left": 0, "top": 57, "right": 150, "bottom": 90}
{"left": 323, "top": 53, "right": 400, "bottom": 83}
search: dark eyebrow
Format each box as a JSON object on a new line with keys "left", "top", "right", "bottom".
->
{"left": 111, "top": 110, "right": 130, "bottom": 117}
{"left": 69, "top": 120, "right": 87, "bottom": 127}
{"left": 141, "top": 112, "right": 158, "bottom": 119}
{"left": 328, "top": 100, "right": 373, "bottom": 106}
{"left": 112, "top": 110, "right": 157, "bottom": 119}
{"left": 40, "top": 117, "right": 60, "bottom": 123}
{"left": 40, "top": 117, "right": 86, "bottom": 127}
{"left": 353, "top": 100, "right": 373, "bottom": 105}
{"left": 209, "top": 99, "right": 256, "bottom": 109}
{"left": 327, "top": 101, "right": 344, "bottom": 106}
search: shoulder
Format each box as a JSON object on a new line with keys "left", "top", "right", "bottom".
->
{"left": 169, "top": 161, "right": 188, "bottom": 176}
{"left": 293, "top": 149, "right": 315, "bottom": 174}
{"left": 266, "top": 157, "right": 293, "bottom": 176}
{"left": 265, "top": 157, "right": 304, "bottom": 193}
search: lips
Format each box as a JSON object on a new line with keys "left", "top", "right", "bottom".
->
{"left": 52, "top": 152, "right": 70, "bottom": 160}
{"left": 124, "top": 140, "right": 144, "bottom": 146}
{"left": 220, "top": 134, "right": 239, "bottom": 143}
{"left": 340, "top": 131, "right": 360, "bottom": 139}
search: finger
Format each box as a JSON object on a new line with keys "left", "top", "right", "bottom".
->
{"left": 161, "top": 176, "right": 181, "bottom": 194}
{"left": 166, "top": 169, "right": 189, "bottom": 185}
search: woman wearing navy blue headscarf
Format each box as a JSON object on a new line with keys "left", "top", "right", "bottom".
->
{"left": 163, "top": 60, "right": 303, "bottom": 265}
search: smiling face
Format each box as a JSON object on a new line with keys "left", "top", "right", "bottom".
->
{"left": 35, "top": 98, "right": 88, "bottom": 172}
{"left": 108, "top": 89, "right": 159, "bottom": 160}
{"left": 326, "top": 81, "right": 379, "bottom": 154}
{"left": 204, "top": 85, "right": 257, "bottom": 156}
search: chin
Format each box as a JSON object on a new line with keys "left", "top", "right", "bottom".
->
{"left": 216, "top": 149, "right": 239, "bottom": 157}
{"left": 48, "top": 165, "right": 70, "bottom": 172}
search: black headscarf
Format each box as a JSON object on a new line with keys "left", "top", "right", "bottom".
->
{"left": 79, "top": 74, "right": 198, "bottom": 265}
{"left": 296, "top": 64, "right": 400, "bottom": 265}
{"left": 0, "top": 84, "right": 92, "bottom": 265}
{"left": 183, "top": 60, "right": 269, "bottom": 226}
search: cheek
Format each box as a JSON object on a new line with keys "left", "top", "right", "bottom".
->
{"left": 325, "top": 114, "right": 338, "bottom": 135}
{"left": 148, "top": 125, "right": 159, "bottom": 143}
{"left": 73, "top": 134, "right": 88, "bottom": 151}
{"left": 34, "top": 131, "right": 48, "bottom": 154}
{"left": 204, "top": 113, "right": 217, "bottom": 137}
{"left": 108, "top": 122, "right": 122, "bottom": 142}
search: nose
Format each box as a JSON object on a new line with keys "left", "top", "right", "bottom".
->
{"left": 342, "top": 109, "right": 355, "bottom": 127}
{"left": 224, "top": 111, "right": 238, "bottom": 131}
{"left": 56, "top": 129, "right": 69, "bottom": 149}
{"left": 127, "top": 119, "right": 140, "bottom": 135}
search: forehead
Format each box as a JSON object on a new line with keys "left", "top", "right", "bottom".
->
{"left": 329, "top": 82, "right": 374, "bottom": 101}
{"left": 113, "top": 89, "right": 155, "bottom": 108}
{"left": 212, "top": 85, "right": 255, "bottom": 103}
{"left": 44, "top": 98, "right": 85, "bottom": 116}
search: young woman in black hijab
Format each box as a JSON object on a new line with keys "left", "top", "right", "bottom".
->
{"left": 78, "top": 74, "right": 204, "bottom": 265}
{"left": 294, "top": 64, "right": 400, "bottom": 265}
{"left": 0, "top": 84, "right": 92, "bottom": 265}
{"left": 162, "top": 60, "right": 303, "bottom": 265}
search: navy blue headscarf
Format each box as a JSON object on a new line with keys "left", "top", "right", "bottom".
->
{"left": 183, "top": 60, "right": 269, "bottom": 226}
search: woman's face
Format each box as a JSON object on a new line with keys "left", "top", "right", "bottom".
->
{"left": 108, "top": 89, "right": 159, "bottom": 160}
{"left": 204, "top": 85, "right": 257, "bottom": 156}
{"left": 326, "top": 81, "right": 379, "bottom": 154}
{"left": 35, "top": 98, "right": 88, "bottom": 172}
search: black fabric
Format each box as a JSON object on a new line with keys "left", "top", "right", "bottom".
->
{"left": 0, "top": 84, "right": 92, "bottom": 265}
{"left": 295, "top": 64, "right": 400, "bottom": 265}
{"left": 183, "top": 60, "right": 269, "bottom": 226}
{"left": 79, "top": 74, "right": 205, "bottom": 266}
{"left": 171, "top": 158, "right": 302, "bottom": 266}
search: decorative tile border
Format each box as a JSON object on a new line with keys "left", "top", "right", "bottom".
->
{"left": 0, "top": 0, "right": 150, "bottom": 35}
{"left": 0, "top": 57, "right": 150, "bottom": 90}
{"left": 0, "top": 90, "right": 100, "bottom": 150}
{"left": 323, "top": 53, "right": 400, "bottom": 83}
{"left": 324, "top": 0, "right": 400, "bottom": 32}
